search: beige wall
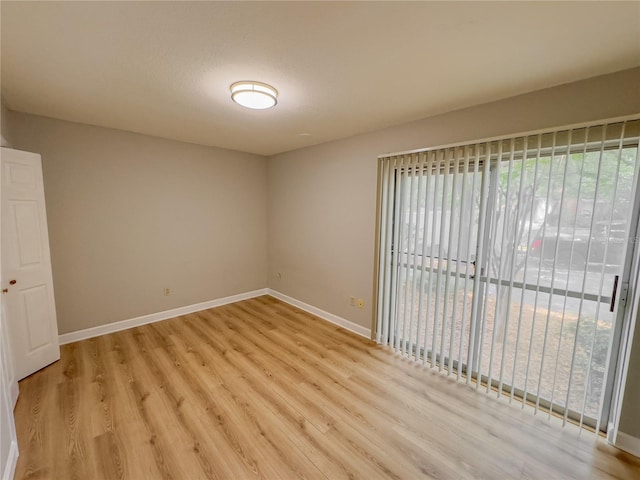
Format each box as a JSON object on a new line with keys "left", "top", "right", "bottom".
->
{"left": 4, "top": 111, "right": 268, "bottom": 334}
{"left": 267, "top": 67, "right": 640, "bottom": 437}
{"left": 1, "top": 101, "right": 13, "bottom": 146}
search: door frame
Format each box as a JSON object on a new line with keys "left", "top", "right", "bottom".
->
{"left": 606, "top": 161, "right": 640, "bottom": 441}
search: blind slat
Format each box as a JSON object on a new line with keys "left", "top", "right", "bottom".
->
{"left": 535, "top": 130, "right": 573, "bottom": 415}
{"left": 423, "top": 152, "right": 438, "bottom": 366}
{"left": 509, "top": 134, "right": 540, "bottom": 404}
{"left": 448, "top": 147, "right": 470, "bottom": 376}
{"left": 458, "top": 146, "right": 480, "bottom": 382}
{"left": 476, "top": 140, "right": 503, "bottom": 390}
{"left": 415, "top": 153, "right": 432, "bottom": 361}
{"left": 487, "top": 138, "right": 517, "bottom": 394}
{"left": 434, "top": 151, "right": 453, "bottom": 370}
{"left": 441, "top": 149, "right": 460, "bottom": 372}
{"left": 376, "top": 157, "right": 390, "bottom": 344}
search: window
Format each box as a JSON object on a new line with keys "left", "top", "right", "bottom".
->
{"left": 375, "top": 119, "right": 640, "bottom": 432}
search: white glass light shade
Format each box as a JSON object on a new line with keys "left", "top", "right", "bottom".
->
{"left": 230, "top": 81, "right": 278, "bottom": 109}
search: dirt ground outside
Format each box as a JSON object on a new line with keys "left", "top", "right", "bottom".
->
{"left": 392, "top": 279, "right": 612, "bottom": 420}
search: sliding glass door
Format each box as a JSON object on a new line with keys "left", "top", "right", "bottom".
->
{"left": 376, "top": 119, "right": 640, "bottom": 432}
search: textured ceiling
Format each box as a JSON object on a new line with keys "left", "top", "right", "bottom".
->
{"left": 2, "top": 1, "right": 639, "bottom": 156}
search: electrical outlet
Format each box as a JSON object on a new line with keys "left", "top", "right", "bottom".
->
{"left": 350, "top": 296, "right": 356, "bottom": 307}
{"left": 276, "top": 272, "right": 282, "bottom": 280}
{"left": 358, "top": 298, "right": 364, "bottom": 309}
{"left": 164, "top": 287, "right": 170, "bottom": 296}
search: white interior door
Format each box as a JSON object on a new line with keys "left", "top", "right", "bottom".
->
{"left": 1, "top": 148, "right": 59, "bottom": 380}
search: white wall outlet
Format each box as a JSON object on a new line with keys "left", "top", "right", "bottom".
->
{"left": 350, "top": 296, "right": 356, "bottom": 307}
{"left": 358, "top": 298, "right": 364, "bottom": 309}
{"left": 164, "top": 287, "right": 170, "bottom": 296}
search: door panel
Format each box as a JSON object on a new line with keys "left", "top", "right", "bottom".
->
{"left": 7, "top": 162, "right": 36, "bottom": 189}
{"left": 2, "top": 148, "right": 59, "bottom": 381}
{"left": 14, "top": 201, "right": 43, "bottom": 266}
{"left": 23, "top": 285, "right": 53, "bottom": 350}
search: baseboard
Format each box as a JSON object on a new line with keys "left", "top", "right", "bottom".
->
{"left": 614, "top": 431, "right": 640, "bottom": 458}
{"left": 58, "top": 288, "right": 269, "bottom": 345}
{"left": 2, "top": 441, "right": 18, "bottom": 480}
{"left": 58, "top": 287, "right": 371, "bottom": 345}
{"left": 267, "top": 289, "right": 371, "bottom": 339}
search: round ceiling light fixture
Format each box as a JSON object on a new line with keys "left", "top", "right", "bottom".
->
{"left": 230, "top": 81, "right": 278, "bottom": 110}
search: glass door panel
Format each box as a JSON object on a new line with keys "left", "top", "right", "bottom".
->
{"left": 473, "top": 135, "right": 638, "bottom": 428}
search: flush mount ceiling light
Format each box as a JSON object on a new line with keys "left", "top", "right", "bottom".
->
{"left": 230, "top": 81, "right": 278, "bottom": 110}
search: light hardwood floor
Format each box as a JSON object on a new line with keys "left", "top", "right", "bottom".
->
{"left": 13, "top": 296, "right": 640, "bottom": 479}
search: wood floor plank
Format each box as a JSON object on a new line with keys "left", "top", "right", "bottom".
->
{"left": 13, "top": 296, "right": 640, "bottom": 479}
{"left": 223, "top": 306, "right": 529, "bottom": 477}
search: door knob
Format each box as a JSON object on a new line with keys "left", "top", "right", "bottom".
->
{"left": 2, "top": 289, "right": 7, "bottom": 294}
{"left": 9, "top": 280, "right": 16, "bottom": 285}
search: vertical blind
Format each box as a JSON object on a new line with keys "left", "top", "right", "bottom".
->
{"left": 376, "top": 119, "right": 640, "bottom": 432}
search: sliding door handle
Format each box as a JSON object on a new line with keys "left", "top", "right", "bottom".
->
{"left": 610, "top": 275, "right": 620, "bottom": 313}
